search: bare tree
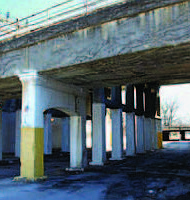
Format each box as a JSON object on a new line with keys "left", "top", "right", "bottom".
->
{"left": 161, "top": 98, "right": 179, "bottom": 128}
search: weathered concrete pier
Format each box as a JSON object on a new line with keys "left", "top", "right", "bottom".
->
{"left": 0, "top": 0, "right": 189, "bottom": 180}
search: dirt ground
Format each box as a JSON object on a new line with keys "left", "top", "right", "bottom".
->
{"left": 1, "top": 142, "right": 190, "bottom": 200}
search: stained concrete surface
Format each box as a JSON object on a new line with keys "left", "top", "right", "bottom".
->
{"left": 1, "top": 142, "right": 190, "bottom": 199}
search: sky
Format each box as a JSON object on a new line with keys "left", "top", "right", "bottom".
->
{"left": 160, "top": 84, "right": 190, "bottom": 125}
{"left": 1, "top": 0, "right": 190, "bottom": 125}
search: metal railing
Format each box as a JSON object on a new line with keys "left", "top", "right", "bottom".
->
{"left": 0, "top": 0, "right": 125, "bottom": 42}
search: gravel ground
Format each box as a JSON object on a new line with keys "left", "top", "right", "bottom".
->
{"left": 0, "top": 142, "right": 190, "bottom": 199}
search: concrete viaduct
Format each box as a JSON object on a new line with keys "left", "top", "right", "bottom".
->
{"left": 0, "top": 0, "right": 189, "bottom": 180}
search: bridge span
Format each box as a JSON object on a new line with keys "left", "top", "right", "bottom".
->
{"left": 0, "top": 0, "right": 189, "bottom": 180}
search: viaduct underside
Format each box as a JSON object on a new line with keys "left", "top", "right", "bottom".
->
{"left": 0, "top": 0, "right": 188, "bottom": 180}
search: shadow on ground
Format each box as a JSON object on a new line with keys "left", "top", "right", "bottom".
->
{"left": 1, "top": 142, "right": 190, "bottom": 199}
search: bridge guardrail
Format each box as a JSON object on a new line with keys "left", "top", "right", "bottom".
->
{"left": 162, "top": 130, "right": 190, "bottom": 141}
{"left": 0, "top": 0, "right": 125, "bottom": 42}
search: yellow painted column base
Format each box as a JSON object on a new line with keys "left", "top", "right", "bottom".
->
{"left": 14, "top": 176, "right": 47, "bottom": 182}
{"left": 157, "top": 131, "right": 163, "bottom": 149}
{"left": 18, "top": 127, "right": 45, "bottom": 180}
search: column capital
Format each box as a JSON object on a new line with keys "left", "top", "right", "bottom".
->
{"left": 18, "top": 71, "right": 86, "bottom": 97}
{"left": 18, "top": 71, "right": 39, "bottom": 83}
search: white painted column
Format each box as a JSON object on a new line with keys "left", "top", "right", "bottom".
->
{"left": 18, "top": 72, "right": 45, "bottom": 179}
{"left": 106, "top": 109, "right": 112, "bottom": 152}
{"left": 90, "top": 103, "right": 106, "bottom": 165}
{"left": 62, "top": 117, "right": 70, "bottom": 152}
{"left": 126, "top": 112, "right": 135, "bottom": 156}
{"left": 151, "top": 118, "right": 155, "bottom": 150}
{"left": 91, "top": 120, "right": 93, "bottom": 148}
{"left": 86, "top": 120, "right": 92, "bottom": 148}
{"left": 44, "top": 113, "right": 52, "bottom": 155}
{"left": 136, "top": 115, "right": 145, "bottom": 154}
{"left": 110, "top": 109, "right": 123, "bottom": 160}
{"left": 69, "top": 98, "right": 87, "bottom": 170}
{"left": 70, "top": 116, "right": 83, "bottom": 169}
{"left": 154, "top": 118, "right": 161, "bottom": 150}
{"left": 0, "top": 110, "right": 2, "bottom": 160}
{"left": 144, "top": 117, "right": 152, "bottom": 151}
{"left": 15, "top": 109, "right": 21, "bottom": 157}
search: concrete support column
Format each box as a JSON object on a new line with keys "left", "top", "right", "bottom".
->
{"left": 155, "top": 118, "right": 162, "bottom": 149}
{"left": 155, "top": 89, "right": 161, "bottom": 149}
{"left": 144, "top": 117, "right": 152, "bottom": 151}
{"left": 144, "top": 84, "right": 160, "bottom": 151}
{"left": 16, "top": 73, "right": 45, "bottom": 181}
{"left": 136, "top": 115, "right": 145, "bottom": 154}
{"left": 90, "top": 88, "right": 106, "bottom": 166}
{"left": 44, "top": 113, "right": 52, "bottom": 155}
{"left": 144, "top": 86, "right": 152, "bottom": 151}
{"left": 181, "top": 130, "right": 185, "bottom": 141}
{"left": 69, "top": 98, "right": 87, "bottom": 170}
{"left": 135, "top": 84, "right": 145, "bottom": 154}
{"left": 15, "top": 109, "right": 21, "bottom": 157}
{"left": 2, "top": 112, "right": 16, "bottom": 153}
{"left": 149, "top": 86, "right": 158, "bottom": 151}
{"left": 154, "top": 119, "right": 158, "bottom": 149}
{"left": 62, "top": 117, "right": 70, "bottom": 152}
{"left": 109, "top": 86, "right": 123, "bottom": 160}
{"left": 70, "top": 115, "right": 86, "bottom": 169}
{"left": 151, "top": 118, "right": 155, "bottom": 150}
{"left": 110, "top": 109, "right": 123, "bottom": 160}
{"left": 90, "top": 103, "right": 106, "bottom": 165}
{"left": 126, "top": 112, "right": 135, "bottom": 156}
{"left": 125, "top": 85, "right": 135, "bottom": 156}
{"left": 91, "top": 120, "right": 93, "bottom": 148}
{"left": 0, "top": 110, "right": 2, "bottom": 160}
